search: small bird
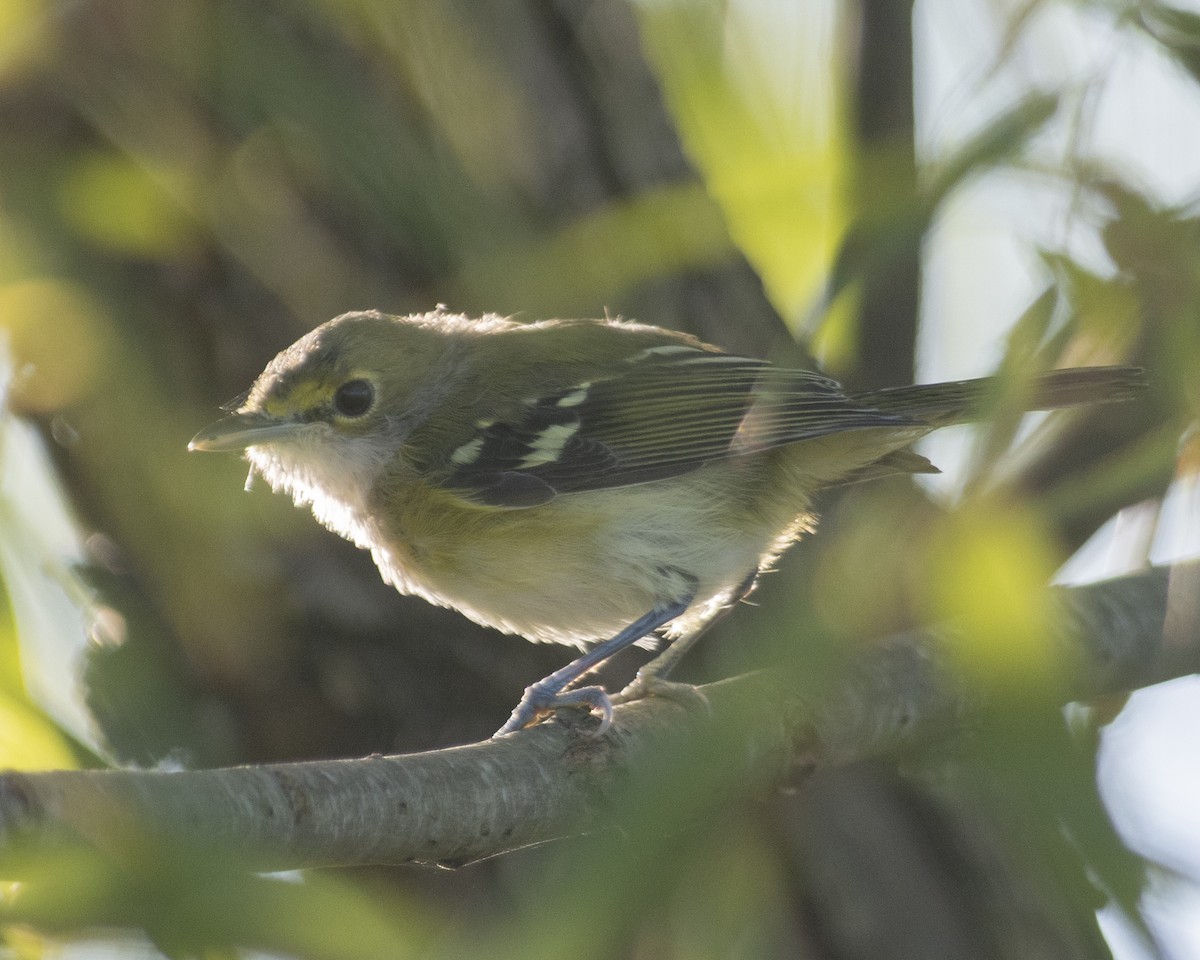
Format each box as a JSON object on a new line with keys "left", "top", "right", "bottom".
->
{"left": 190, "top": 308, "right": 1143, "bottom": 737}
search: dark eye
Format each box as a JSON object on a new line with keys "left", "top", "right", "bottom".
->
{"left": 333, "top": 379, "right": 374, "bottom": 418}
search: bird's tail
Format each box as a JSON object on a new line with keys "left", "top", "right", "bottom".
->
{"left": 850, "top": 365, "right": 1146, "bottom": 427}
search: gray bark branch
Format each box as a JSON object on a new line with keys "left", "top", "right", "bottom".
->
{"left": 1, "top": 562, "right": 1194, "bottom": 871}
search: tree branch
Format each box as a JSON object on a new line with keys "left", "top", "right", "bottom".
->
{"left": 1, "top": 563, "right": 1194, "bottom": 871}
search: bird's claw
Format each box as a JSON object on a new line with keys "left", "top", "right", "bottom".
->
{"left": 612, "top": 673, "right": 711, "bottom": 715}
{"left": 492, "top": 682, "right": 614, "bottom": 737}
{"left": 492, "top": 673, "right": 710, "bottom": 738}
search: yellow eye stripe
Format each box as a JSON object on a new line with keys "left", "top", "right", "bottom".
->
{"left": 263, "top": 380, "right": 331, "bottom": 418}
{"left": 262, "top": 371, "right": 377, "bottom": 419}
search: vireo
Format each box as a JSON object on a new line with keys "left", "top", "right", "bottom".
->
{"left": 190, "top": 308, "right": 1143, "bottom": 736}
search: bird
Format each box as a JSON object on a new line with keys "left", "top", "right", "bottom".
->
{"left": 189, "top": 308, "right": 1143, "bottom": 737}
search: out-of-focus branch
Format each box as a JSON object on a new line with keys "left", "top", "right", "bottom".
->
{"left": 807, "top": 561, "right": 1194, "bottom": 765}
{"left": 0, "top": 563, "right": 1194, "bottom": 872}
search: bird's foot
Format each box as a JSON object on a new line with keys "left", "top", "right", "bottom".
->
{"left": 611, "top": 671, "right": 710, "bottom": 715}
{"left": 493, "top": 682, "right": 614, "bottom": 738}
{"left": 491, "top": 595, "right": 697, "bottom": 738}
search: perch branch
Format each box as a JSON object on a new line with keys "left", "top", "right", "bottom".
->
{"left": 0, "top": 562, "right": 1194, "bottom": 871}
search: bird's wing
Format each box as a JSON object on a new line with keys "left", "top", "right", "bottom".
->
{"left": 443, "top": 344, "right": 922, "bottom": 507}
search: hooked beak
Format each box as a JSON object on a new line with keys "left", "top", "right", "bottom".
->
{"left": 188, "top": 412, "right": 308, "bottom": 453}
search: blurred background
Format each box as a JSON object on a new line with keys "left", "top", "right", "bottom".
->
{"left": 0, "top": 0, "right": 1197, "bottom": 957}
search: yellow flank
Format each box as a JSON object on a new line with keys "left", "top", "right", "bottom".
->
{"left": 372, "top": 478, "right": 650, "bottom": 643}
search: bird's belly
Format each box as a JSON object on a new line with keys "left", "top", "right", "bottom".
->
{"left": 367, "top": 477, "right": 804, "bottom": 648}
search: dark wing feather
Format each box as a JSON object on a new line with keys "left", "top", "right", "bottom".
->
{"left": 446, "top": 347, "right": 923, "bottom": 507}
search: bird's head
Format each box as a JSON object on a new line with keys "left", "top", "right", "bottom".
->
{"left": 189, "top": 310, "right": 462, "bottom": 535}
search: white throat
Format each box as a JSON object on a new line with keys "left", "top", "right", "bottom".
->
{"left": 246, "top": 424, "right": 396, "bottom": 548}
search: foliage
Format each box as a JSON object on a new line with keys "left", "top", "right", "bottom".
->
{"left": 0, "top": 0, "right": 1196, "bottom": 957}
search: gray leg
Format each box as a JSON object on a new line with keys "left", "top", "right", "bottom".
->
{"left": 614, "top": 571, "right": 758, "bottom": 705}
{"left": 493, "top": 593, "right": 694, "bottom": 737}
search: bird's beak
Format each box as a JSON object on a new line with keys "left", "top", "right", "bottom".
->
{"left": 188, "top": 412, "right": 307, "bottom": 453}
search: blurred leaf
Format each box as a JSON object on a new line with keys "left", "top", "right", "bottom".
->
{"left": 0, "top": 387, "right": 96, "bottom": 767}
{"left": 921, "top": 499, "right": 1067, "bottom": 693}
{"left": 814, "top": 92, "right": 1059, "bottom": 369}
{"left": 963, "top": 287, "right": 1060, "bottom": 478}
{"left": 915, "top": 488, "right": 1154, "bottom": 936}
{"left": 58, "top": 150, "right": 199, "bottom": 259}
{"left": 969, "top": 700, "right": 1151, "bottom": 949}
{"left": 0, "top": 278, "right": 108, "bottom": 413}
{"left": 1136, "top": 3, "right": 1200, "bottom": 86}
{"left": 1100, "top": 184, "right": 1200, "bottom": 319}
{"left": 0, "top": 577, "right": 77, "bottom": 769}
{"left": 1040, "top": 424, "right": 1181, "bottom": 530}
{"left": 1100, "top": 183, "right": 1200, "bottom": 418}
{"left": 4, "top": 842, "right": 435, "bottom": 960}
{"left": 636, "top": 0, "right": 849, "bottom": 319}
{"left": 0, "top": 0, "right": 48, "bottom": 81}
{"left": 308, "top": 0, "right": 537, "bottom": 194}
{"left": 455, "top": 182, "right": 735, "bottom": 316}
{"left": 925, "top": 92, "right": 1059, "bottom": 205}
{"left": 0, "top": 686, "right": 76, "bottom": 770}
{"left": 644, "top": 823, "right": 794, "bottom": 960}
{"left": 1044, "top": 256, "right": 1143, "bottom": 362}
{"left": 477, "top": 682, "right": 792, "bottom": 960}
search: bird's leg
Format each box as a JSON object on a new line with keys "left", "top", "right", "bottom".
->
{"left": 613, "top": 570, "right": 758, "bottom": 707}
{"left": 493, "top": 592, "right": 695, "bottom": 738}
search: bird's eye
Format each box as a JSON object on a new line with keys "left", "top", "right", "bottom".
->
{"left": 333, "top": 379, "right": 374, "bottom": 418}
